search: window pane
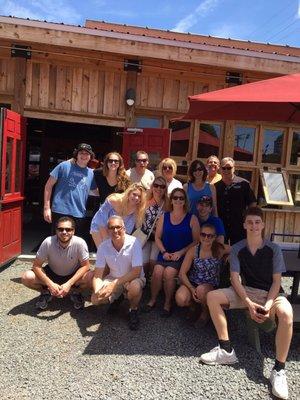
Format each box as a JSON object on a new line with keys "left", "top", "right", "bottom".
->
{"left": 5, "top": 137, "right": 13, "bottom": 194}
{"left": 15, "top": 140, "right": 22, "bottom": 192}
{"left": 234, "top": 126, "right": 255, "bottom": 162}
{"left": 135, "top": 117, "right": 161, "bottom": 128}
{"left": 235, "top": 169, "right": 253, "bottom": 183}
{"left": 290, "top": 131, "right": 300, "bottom": 165}
{"left": 289, "top": 174, "right": 300, "bottom": 205}
{"left": 169, "top": 120, "right": 190, "bottom": 157}
{"left": 197, "top": 123, "right": 221, "bottom": 158}
{"left": 262, "top": 129, "right": 284, "bottom": 164}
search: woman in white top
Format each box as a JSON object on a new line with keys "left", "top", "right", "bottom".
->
{"left": 157, "top": 157, "right": 182, "bottom": 195}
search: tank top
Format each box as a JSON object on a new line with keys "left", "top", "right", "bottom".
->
{"left": 187, "top": 182, "right": 212, "bottom": 216}
{"left": 188, "top": 244, "right": 221, "bottom": 288}
{"left": 93, "top": 169, "right": 118, "bottom": 204}
{"left": 157, "top": 212, "right": 193, "bottom": 262}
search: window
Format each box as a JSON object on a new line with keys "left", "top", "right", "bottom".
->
{"left": 135, "top": 116, "right": 161, "bottom": 128}
{"left": 197, "top": 123, "right": 222, "bottom": 158}
{"left": 234, "top": 126, "right": 256, "bottom": 162}
{"left": 290, "top": 131, "right": 300, "bottom": 166}
{"left": 262, "top": 128, "right": 284, "bottom": 164}
{"left": 260, "top": 169, "right": 293, "bottom": 206}
{"left": 169, "top": 120, "right": 190, "bottom": 157}
{"left": 235, "top": 169, "right": 253, "bottom": 183}
{"left": 5, "top": 137, "right": 13, "bottom": 194}
{"left": 288, "top": 174, "right": 300, "bottom": 205}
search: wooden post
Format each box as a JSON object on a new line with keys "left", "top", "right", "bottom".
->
{"left": 13, "top": 58, "right": 27, "bottom": 114}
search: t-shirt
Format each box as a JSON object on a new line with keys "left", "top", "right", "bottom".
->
{"left": 51, "top": 161, "right": 96, "bottom": 218}
{"left": 126, "top": 168, "right": 154, "bottom": 189}
{"left": 230, "top": 239, "right": 286, "bottom": 291}
{"left": 215, "top": 176, "right": 256, "bottom": 244}
{"left": 93, "top": 169, "right": 117, "bottom": 204}
{"left": 95, "top": 234, "right": 144, "bottom": 279}
{"left": 36, "top": 235, "right": 89, "bottom": 276}
{"left": 198, "top": 215, "right": 225, "bottom": 237}
{"left": 167, "top": 178, "right": 183, "bottom": 195}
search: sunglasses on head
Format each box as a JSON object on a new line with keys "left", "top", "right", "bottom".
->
{"left": 222, "top": 166, "right": 233, "bottom": 171}
{"left": 163, "top": 165, "right": 173, "bottom": 171}
{"left": 136, "top": 158, "right": 148, "bottom": 163}
{"left": 108, "top": 225, "right": 124, "bottom": 231}
{"left": 153, "top": 183, "right": 166, "bottom": 189}
{"left": 108, "top": 159, "right": 120, "bottom": 164}
{"left": 172, "top": 195, "right": 185, "bottom": 201}
{"left": 200, "top": 232, "right": 215, "bottom": 239}
{"left": 57, "top": 227, "right": 74, "bottom": 233}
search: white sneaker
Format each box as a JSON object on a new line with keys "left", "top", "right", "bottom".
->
{"left": 200, "top": 345, "right": 238, "bottom": 365}
{"left": 270, "top": 369, "right": 289, "bottom": 399}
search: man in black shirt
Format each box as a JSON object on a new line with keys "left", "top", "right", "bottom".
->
{"left": 215, "top": 157, "right": 256, "bottom": 244}
{"left": 200, "top": 207, "right": 293, "bottom": 400}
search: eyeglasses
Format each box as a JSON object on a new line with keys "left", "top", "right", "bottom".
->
{"left": 163, "top": 165, "right": 173, "bottom": 171}
{"left": 172, "top": 195, "right": 185, "bottom": 201}
{"left": 200, "top": 232, "right": 215, "bottom": 239}
{"left": 136, "top": 159, "right": 148, "bottom": 163}
{"left": 222, "top": 166, "right": 233, "bottom": 170}
{"left": 56, "top": 227, "right": 74, "bottom": 233}
{"left": 193, "top": 167, "right": 204, "bottom": 172}
{"left": 108, "top": 225, "right": 124, "bottom": 231}
{"left": 108, "top": 159, "right": 120, "bottom": 164}
{"left": 153, "top": 183, "right": 166, "bottom": 189}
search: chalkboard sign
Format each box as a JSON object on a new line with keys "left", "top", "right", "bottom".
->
{"left": 260, "top": 170, "right": 294, "bottom": 206}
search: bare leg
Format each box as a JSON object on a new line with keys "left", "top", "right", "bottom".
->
{"left": 273, "top": 300, "right": 293, "bottom": 362}
{"left": 175, "top": 285, "right": 192, "bottom": 307}
{"left": 195, "top": 283, "right": 214, "bottom": 320}
{"left": 163, "top": 267, "right": 178, "bottom": 311}
{"left": 148, "top": 264, "right": 164, "bottom": 307}
{"left": 75, "top": 270, "right": 94, "bottom": 291}
{"left": 21, "top": 270, "right": 44, "bottom": 292}
{"left": 207, "top": 289, "right": 230, "bottom": 340}
{"left": 126, "top": 279, "right": 143, "bottom": 310}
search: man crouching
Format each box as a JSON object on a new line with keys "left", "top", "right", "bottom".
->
{"left": 91, "top": 215, "right": 145, "bottom": 330}
{"left": 22, "top": 216, "right": 92, "bottom": 310}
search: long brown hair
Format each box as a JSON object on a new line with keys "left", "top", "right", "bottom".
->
{"left": 169, "top": 188, "right": 189, "bottom": 213}
{"left": 102, "top": 152, "right": 130, "bottom": 192}
{"left": 147, "top": 175, "right": 169, "bottom": 210}
{"left": 200, "top": 223, "right": 224, "bottom": 259}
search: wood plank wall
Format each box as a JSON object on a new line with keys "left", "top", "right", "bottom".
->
{"left": 0, "top": 58, "right": 14, "bottom": 95}
{"left": 264, "top": 210, "right": 300, "bottom": 241}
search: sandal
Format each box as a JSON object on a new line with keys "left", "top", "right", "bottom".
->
{"left": 142, "top": 303, "right": 155, "bottom": 313}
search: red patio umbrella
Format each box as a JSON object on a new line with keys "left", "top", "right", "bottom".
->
{"left": 181, "top": 73, "right": 300, "bottom": 123}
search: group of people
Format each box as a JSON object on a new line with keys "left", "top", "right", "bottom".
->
{"left": 21, "top": 143, "right": 294, "bottom": 400}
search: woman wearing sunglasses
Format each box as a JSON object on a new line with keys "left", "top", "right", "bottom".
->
{"left": 93, "top": 152, "right": 130, "bottom": 206}
{"left": 142, "top": 176, "right": 169, "bottom": 277}
{"left": 176, "top": 223, "right": 227, "bottom": 326}
{"left": 90, "top": 183, "right": 147, "bottom": 247}
{"left": 183, "top": 159, "right": 217, "bottom": 216}
{"left": 157, "top": 158, "right": 183, "bottom": 195}
{"left": 144, "top": 188, "right": 199, "bottom": 317}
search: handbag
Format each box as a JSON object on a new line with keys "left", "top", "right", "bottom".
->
{"left": 132, "top": 202, "right": 164, "bottom": 248}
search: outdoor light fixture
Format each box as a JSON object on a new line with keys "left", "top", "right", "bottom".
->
{"left": 125, "top": 88, "right": 136, "bottom": 106}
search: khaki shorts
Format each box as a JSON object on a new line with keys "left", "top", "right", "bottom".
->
{"left": 220, "top": 286, "right": 290, "bottom": 320}
{"left": 99, "top": 277, "right": 146, "bottom": 303}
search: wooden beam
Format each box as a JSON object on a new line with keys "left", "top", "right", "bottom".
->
{"left": 125, "top": 71, "right": 137, "bottom": 127}
{"left": 13, "top": 58, "right": 26, "bottom": 114}
{"left": 0, "top": 20, "right": 299, "bottom": 75}
{"left": 24, "top": 108, "right": 125, "bottom": 127}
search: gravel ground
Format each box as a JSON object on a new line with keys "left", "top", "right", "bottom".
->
{"left": 0, "top": 260, "right": 299, "bottom": 400}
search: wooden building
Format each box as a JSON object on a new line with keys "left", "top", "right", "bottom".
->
{"left": 0, "top": 15, "right": 300, "bottom": 261}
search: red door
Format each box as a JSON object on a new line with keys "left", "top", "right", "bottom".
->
{"left": 122, "top": 128, "right": 170, "bottom": 169}
{"left": 0, "top": 108, "right": 26, "bottom": 266}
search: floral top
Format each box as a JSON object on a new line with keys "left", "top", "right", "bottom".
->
{"left": 142, "top": 203, "right": 164, "bottom": 240}
{"left": 188, "top": 244, "right": 221, "bottom": 288}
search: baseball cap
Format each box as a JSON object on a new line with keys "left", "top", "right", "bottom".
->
{"left": 197, "top": 195, "right": 213, "bottom": 206}
{"left": 76, "top": 143, "right": 93, "bottom": 154}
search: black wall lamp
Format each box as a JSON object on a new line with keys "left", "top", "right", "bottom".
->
{"left": 125, "top": 88, "right": 136, "bottom": 106}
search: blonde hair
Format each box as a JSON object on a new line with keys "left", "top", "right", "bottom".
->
{"left": 102, "top": 152, "right": 130, "bottom": 192}
{"left": 108, "top": 183, "right": 147, "bottom": 228}
{"left": 147, "top": 175, "right": 170, "bottom": 210}
{"left": 221, "top": 157, "right": 235, "bottom": 166}
{"left": 158, "top": 157, "right": 177, "bottom": 177}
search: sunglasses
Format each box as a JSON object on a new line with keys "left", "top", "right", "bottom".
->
{"left": 108, "top": 159, "right": 120, "bottom": 164}
{"left": 153, "top": 183, "right": 166, "bottom": 189}
{"left": 163, "top": 165, "right": 173, "bottom": 171}
{"left": 57, "top": 227, "right": 74, "bottom": 233}
{"left": 200, "top": 232, "right": 215, "bottom": 239}
{"left": 108, "top": 225, "right": 124, "bottom": 231}
{"left": 172, "top": 195, "right": 185, "bottom": 201}
{"left": 222, "top": 166, "right": 233, "bottom": 171}
{"left": 193, "top": 167, "right": 204, "bottom": 172}
{"left": 136, "top": 159, "right": 148, "bottom": 163}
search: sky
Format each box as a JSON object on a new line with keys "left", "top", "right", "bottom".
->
{"left": 0, "top": 0, "right": 300, "bottom": 47}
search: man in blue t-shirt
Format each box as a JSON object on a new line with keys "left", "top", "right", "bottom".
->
{"left": 44, "top": 143, "right": 97, "bottom": 239}
{"left": 196, "top": 195, "right": 225, "bottom": 243}
{"left": 200, "top": 207, "right": 293, "bottom": 400}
